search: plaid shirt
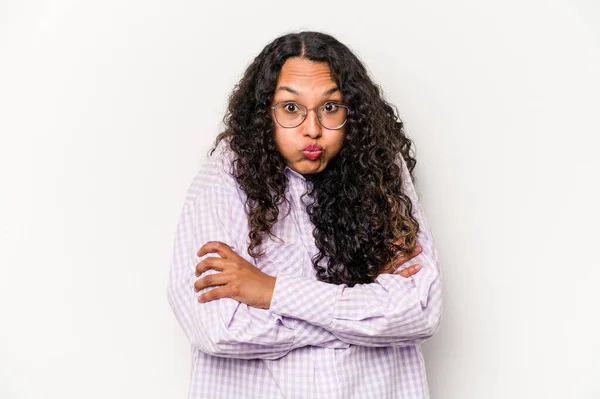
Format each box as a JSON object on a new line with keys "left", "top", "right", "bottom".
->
{"left": 167, "top": 141, "right": 443, "bottom": 398}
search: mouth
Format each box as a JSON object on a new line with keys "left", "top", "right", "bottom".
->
{"left": 303, "top": 144, "right": 323, "bottom": 161}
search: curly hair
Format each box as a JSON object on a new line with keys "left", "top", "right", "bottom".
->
{"left": 211, "top": 31, "right": 419, "bottom": 286}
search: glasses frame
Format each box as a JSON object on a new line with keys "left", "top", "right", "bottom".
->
{"left": 270, "top": 101, "right": 350, "bottom": 130}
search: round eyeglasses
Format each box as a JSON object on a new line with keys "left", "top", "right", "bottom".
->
{"left": 271, "top": 101, "right": 349, "bottom": 130}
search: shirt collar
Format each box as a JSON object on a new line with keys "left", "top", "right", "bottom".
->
{"left": 285, "top": 166, "right": 307, "bottom": 182}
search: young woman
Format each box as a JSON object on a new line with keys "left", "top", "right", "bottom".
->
{"left": 168, "top": 31, "right": 443, "bottom": 398}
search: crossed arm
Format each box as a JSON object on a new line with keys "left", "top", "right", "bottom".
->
{"left": 167, "top": 157, "right": 442, "bottom": 359}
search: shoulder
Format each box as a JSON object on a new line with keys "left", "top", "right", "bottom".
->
{"left": 183, "top": 138, "right": 242, "bottom": 204}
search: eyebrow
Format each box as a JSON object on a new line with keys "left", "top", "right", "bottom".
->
{"left": 276, "top": 86, "right": 340, "bottom": 97}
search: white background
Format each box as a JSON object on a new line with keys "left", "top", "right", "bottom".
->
{"left": 1, "top": 0, "right": 599, "bottom": 398}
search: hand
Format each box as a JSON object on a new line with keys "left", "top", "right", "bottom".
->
{"left": 194, "top": 241, "right": 276, "bottom": 309}
{"left": 378, "top": 239, "right": 422, "bottom": 278}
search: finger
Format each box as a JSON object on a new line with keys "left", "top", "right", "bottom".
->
{"left": 392, "top": 237, "right": 405, "bottom": 246}
{"left": 378, "top": 265, "right": 395, "bottom": 275}
{"left": 198, "top": 286, "right": 230, "bottom": 303}
{"left": 197, "top": 241, "right": 235, "bottom": 259}
{"left": 195, "top": 256, "right": 227, "bottom": 277}
{"left": 391, "top": 237, "right": 421, "bottom": 254}
{"left": 194, "top": 272, "right": 228, "bottom": 292}
{"left": 393, "top": 244, "right": 422, "bottom": 265}
{"left": 395, "top": 264, "right": 421, "bottom": 278}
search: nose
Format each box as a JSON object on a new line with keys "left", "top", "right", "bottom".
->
{"left": 302, "top": 108, "right": 322, "bottom": 138}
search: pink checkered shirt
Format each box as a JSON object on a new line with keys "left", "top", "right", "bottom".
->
{"left": 167, "top": 141, "right": 443, "bottom": 398}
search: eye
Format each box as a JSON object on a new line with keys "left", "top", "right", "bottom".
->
{"left": 323, "top": 102, "right": 340, "bottom": 113}
{"left": 283, "top": 103, "right": 300, "bottom": 113}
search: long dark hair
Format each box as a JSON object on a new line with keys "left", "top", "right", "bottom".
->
{"left": 212, "top": 31, "right": 419, "bottom": 286}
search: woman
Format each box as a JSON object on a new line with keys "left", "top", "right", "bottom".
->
{"left": 168, "top": 31, "right": 443, "bottom": 398}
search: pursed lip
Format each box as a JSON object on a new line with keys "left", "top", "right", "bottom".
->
{"left": 303, "top": 144, "right": 322, "bottom": 161}
{"left": 303, "top": 144, "right": 322, "bottom": 152}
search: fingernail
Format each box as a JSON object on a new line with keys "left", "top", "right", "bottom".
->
{"left": 414, "top": 265, "right": 421, "bottom": 271}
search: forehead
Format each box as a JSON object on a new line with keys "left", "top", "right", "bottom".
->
{"left": 276, "top": 57, "right": 336, "bottom": 91}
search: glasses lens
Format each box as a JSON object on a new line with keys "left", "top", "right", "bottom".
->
{"left": 319, "top": 103, "right": 348, "bottom": 129}
{"left": 274, "top": 102, "right": 307, "bottom": 127}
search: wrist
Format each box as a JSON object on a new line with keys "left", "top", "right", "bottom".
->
{"left": 265, "top": 276, "right": 277, "bottom": 309}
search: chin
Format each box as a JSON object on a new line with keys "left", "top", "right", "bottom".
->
{"left": 302, "top": 164, "right": 327, "bottom": 174}
{"left": 289, "top": 161, "right": 326, "bottom": 175}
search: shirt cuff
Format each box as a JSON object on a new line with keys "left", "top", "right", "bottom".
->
{"left": 269, "top": 274, "right": 344, "bottom": 329}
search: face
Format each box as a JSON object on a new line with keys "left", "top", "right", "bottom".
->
{"left": 271, "top": 57, "right": 345, "bottom": 175}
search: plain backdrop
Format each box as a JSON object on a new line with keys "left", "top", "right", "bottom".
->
{"left": 1, "top": 0, "right": 599, "bottom": 398}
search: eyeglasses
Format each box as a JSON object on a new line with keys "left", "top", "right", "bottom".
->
{"left": 270, "top": 101, "right": 349, "bottom": 130}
